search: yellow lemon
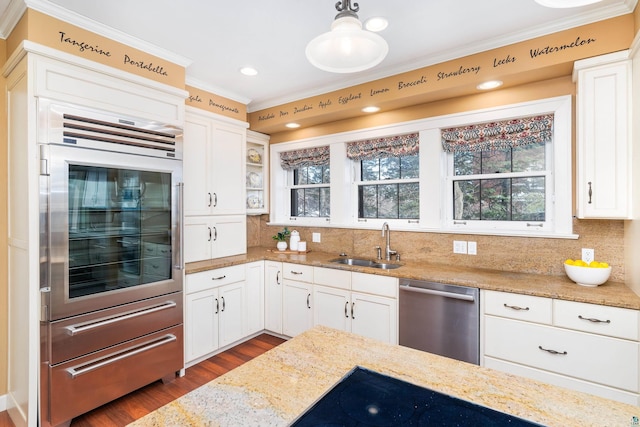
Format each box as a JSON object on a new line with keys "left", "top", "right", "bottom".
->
{"left": 599, "top": 262, "right": 609, "bottom": 268}
{"left": 565, "top": 259, "right": 575, "bottom": 265}
{"left": 574, "top": 260, "right": 588, "bottom": 267}
{"left": 589, "top": 261, "right": 600, "bottom": 268}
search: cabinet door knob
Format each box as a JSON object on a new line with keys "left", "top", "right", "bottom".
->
{"left": 344, "top": 301, "right": 349, "bottom": 318}
{"left": 306, "top": 293, "right": 311, "bottom": 309}
{"left": 221, "top": 296, "right": 226, "bottom": 312}
{"left": 215, "top": 298, "right": 219, "bottom": 314}
{"left": 208, "top": 192, "right": 213, "bottom": 207}
{"left": 351, "top": 302, "right": 355, "bottom": 319}
{"left": 588, "top": 181, "right": 593, "bottom": 204}
{"left": 276, "top": 271, "right": 281, "bottom": 285}
{"left": 208, "top": 227, "right": 212, "bottom": 242}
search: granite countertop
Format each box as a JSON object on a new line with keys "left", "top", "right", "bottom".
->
{"left": 186, "top": 247, "right": 640, "bottom": 310}
{"left": 129, "top": 326, "right": 640, "bottom": 426}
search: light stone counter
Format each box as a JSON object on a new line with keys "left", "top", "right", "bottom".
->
{"left": 186, "top": 247, "right": 640, "bottom": 310}
{"left": 129, "top": 326, "right": 639, "bottom": 426}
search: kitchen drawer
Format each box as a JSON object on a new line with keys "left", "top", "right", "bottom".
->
{"left": 483, "top": 290, "right": 552, "bottom": 324}
{"left": 49, "top": 325, "right": 183, "bottom": 426}
{"left": 50, "top": 293, "right": 182, "bottom": 364}
{"left": 313, "top": 267, "right": 351, "bottom": 290}
{"left": 283, "top": 262, "right": 313, "bottom": 283}
{"left": 553, "top": 299, "right": 639, "bottom": 340}
{"left": 484, "top": 357, "right": 639, "bottom": 406}
{"left": 351, "top": 272, "right": 397, "bottom": 298}
{"left": 484, "top": 316, "right": 639, "bottom": 392}
{"left": 186, "top": 264, "right": 245, "bottom": 294}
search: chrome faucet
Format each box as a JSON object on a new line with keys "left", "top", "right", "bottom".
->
{"left": 381, "top": 222, "right": 397, "bottom": 261}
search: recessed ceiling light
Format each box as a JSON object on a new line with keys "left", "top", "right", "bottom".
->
{"left": 365, "top": 17, "right": 388, "bottom": 32}
{"left": 240, "top": 67, "right": 258, "bottom": 76}
{"left": 362, "top": 106, "right": 380, "bottom": 113}
{"left": 285, "top": 123, "right": 301, "bottom": 129}
{"left": 476, "top": 80, "right": 503, "bottom": 90}
{"left": 534, "top": 0, "right": 603, "bottom": 7}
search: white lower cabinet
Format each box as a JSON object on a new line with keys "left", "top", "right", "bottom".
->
{"left": 282, "top": 263, "right": 315, "bottom": 337}
{"left": 184, "top": 265, "right": 247, "bottom": 365}
{"left": 313, "top": 268, "right": 398, "bottom": 345}
{"left": 264, "top": 261, "right": 283, "bottom": 334}
{"left": 482, "top": 290, "right": 640, "bottom": 405}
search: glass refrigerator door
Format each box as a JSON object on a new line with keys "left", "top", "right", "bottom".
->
{"left": 68, "top": 165, "right": 173, "bottom": 299}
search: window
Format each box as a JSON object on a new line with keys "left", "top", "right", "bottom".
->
{"left": 452, "top": 142, "right": 547, "bottom": 221}
{"left": 347, "top": 133, "right": 419, "bottom": 221}
{"left": 270, "top": 96, "right": 573, "bottom": 237}
{"left": 358, "top": 155, "right": 419, "bottom": 219}
{"left": 279, "top": 146, "right": 330, "bottom": 219}
{"left": 291, "top": 165, "right": 330, "bottom": 217}
{"left": 442, "top": 113, "right": 563, "bottom": 233}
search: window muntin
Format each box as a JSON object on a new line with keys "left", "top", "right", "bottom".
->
{"left": 290, "top": 165, "right": 330, "bottom": 217}
{"left": 357, "top": 155, "right": 419, "bottom": 219}
{"left": 451, "top": 141, "right": 548, "bottom": 223}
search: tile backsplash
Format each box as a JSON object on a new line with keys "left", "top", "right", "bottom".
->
{"left": 247, "top": 215, "right": 625, "bottom": 282}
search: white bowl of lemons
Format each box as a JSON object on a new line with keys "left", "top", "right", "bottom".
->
{"left": 564, "top": 259, "right": 611, "bottom": 287}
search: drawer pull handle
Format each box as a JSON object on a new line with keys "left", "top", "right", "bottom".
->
{"left": 66, "top": 334, "right": 177, "bottom": 379}
{"left": 578, "top": 315, "right": 610, "bottom": 324}
{"left": 291, "top": 271, "right": 303, "bottom": 275}
{"left": 538, "top": 345, "right": 567, "bottom": 355}
{"left": 351, "top": 302, "right": 355, "bottom": 319}
{"left": 307, "top": 293, "right": 311, "bottom": 309}
{"left": 212, "top": 275, "right": 226, "bottom": 280}
{"left": 64, "top": 301, "right": 177, "bottom": 336}
{"left": 344, "top": 301, "right": 349, "bottom": 318}
{"left": 503, "top": 303, "right": 529, "bottom": 311}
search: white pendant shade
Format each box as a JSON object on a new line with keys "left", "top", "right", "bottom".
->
{"left": 534, "top": 0, "right": 603, "bottom": 7}
{"left": 306, "top": 16, "right": 389, "bottom": 73}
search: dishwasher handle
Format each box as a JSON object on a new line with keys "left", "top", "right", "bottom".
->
{"left": 399, "top": 283, "right": 476, "bottom": 302}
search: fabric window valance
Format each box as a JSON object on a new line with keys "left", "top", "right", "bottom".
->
{"left": 441, "top": 114, "right": 553, "bottom": 153}
{"left": 346, "top": 133, "right": 419, "bottom": 161}
{"left": 279, "top": 146, "right": 330, "bottom": 170}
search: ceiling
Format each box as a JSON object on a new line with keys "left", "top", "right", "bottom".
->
{"left": 0, "top": 0, "right": 636, "bottom": 112}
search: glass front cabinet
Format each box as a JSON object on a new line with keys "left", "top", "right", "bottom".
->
{"left": 246, "top": 130, "right": 270, "bottom": 215}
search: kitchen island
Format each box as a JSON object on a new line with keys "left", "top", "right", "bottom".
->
{"left": 129, "top": 326, "right": 639, "bottom": 426}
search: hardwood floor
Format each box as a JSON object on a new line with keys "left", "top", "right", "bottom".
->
{"left": 0, "top": 334, "right": 286, "bottom": 427}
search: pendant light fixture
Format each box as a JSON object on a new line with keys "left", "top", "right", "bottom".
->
{"left": 534, "top": 0, "right": 603, "bottom": 7}
{"left": 306, "top": 0, "right": 389, "bottom": 73}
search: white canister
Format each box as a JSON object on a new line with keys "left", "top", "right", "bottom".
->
{"left": 298, "top": 241, "right": 307, "bottom": 252}
{"left": 289, "top": 230, "right": 300, "bottom": 251}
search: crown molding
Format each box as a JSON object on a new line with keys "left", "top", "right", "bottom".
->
{"left": 185, "top": 76, "right": 252, "bottom": 105}
{"left": 0, "top": 0, "right": 27, "bottom": 39}
{"left": 23, "top": 0, "right": 192, "bottom": 67}
{"left": 247, "top": 0, "right": 637, "bottom": 112}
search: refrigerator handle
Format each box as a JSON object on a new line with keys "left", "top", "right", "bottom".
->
{"left": 176, "top": 182, "right": 184, "bottom": 270}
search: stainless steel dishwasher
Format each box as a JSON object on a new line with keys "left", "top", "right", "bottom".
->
{"left": 399, "top": 279, "right": 480, "bottom": 365}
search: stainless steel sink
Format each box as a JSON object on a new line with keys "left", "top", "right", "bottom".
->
{"left": 329, "top": 258, "right": 402, "bottom": 270}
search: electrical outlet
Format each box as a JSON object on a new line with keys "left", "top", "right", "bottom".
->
{"left": 467, "top": 241, "right": 477, "bottom": 255}
{"left": 453, "top": 240, "right": 467, "bottom": 254}
{"left": 312, "top": 232, "right": 321, "bottom": 243}
{"left": 582, "top": 248, "right": 595, "bottom": 264}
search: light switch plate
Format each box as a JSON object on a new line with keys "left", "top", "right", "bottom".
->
{"left": 312, "top": 232, "right": 321, "bottom": 243}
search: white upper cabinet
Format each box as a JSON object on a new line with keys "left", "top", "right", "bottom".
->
{"left": 184, "top": 108, "right": 248, "bottom": 216}
{"left": 573, "top": 51, "right": 632, "bottom": 219}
